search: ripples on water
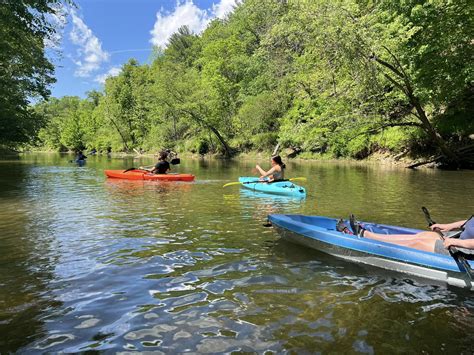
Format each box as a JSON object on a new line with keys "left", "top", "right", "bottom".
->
{"left": 0, "top": 154, "right": 473, "bottom": 353}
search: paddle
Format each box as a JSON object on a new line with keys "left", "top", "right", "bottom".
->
{"left": 223, "top": 177, "right": 307, "bottom": 188}
{"left": 123, "top": 167, "right": 139, "bottom": 173}
{"left": 125, "top": 158, "right": 181, "bottom": 173}
{"left": 422, "top": 206, "right": 473, "bottom": 280}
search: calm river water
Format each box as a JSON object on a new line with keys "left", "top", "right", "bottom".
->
{"left": 1, "top": 153, "right": 473, "bottom": 353}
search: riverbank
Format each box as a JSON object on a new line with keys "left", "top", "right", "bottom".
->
{"left": 175, "top": 149, "right": 429, "bottom": 169}
{"left": 19, "top": 148, "right": 429, "bottom": 169}
{"left": 0, "top": 147, "right": 19, "bottom": 156}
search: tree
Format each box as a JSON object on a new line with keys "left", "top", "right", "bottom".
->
{"left": 99, "top": 59, "right": 153, "bottom": 151}
{"left": 152, "top": 57, "right": 234, "bottom": 157}
{"left": 0, "top": 0, "right": 68, "bottom": 148}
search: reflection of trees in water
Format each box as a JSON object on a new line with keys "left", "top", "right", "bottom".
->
{"left": 0, "top": 162, "right": 59, "bottom": 352}
{"left": 105, "top": 178, "right": 192, "bottom": 197}
{"left": 238, "top": 189, "right": 305, "bottom": 222}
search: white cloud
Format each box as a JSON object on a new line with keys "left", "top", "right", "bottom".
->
{"left": 69, "top": 10, "right": 109, "bottom": 77}
{"left": 94, "top": 66, "right": 122, "bottom": 84}
{"left": 150, "top": 0, "right": 240, "bottom": 48}
{"left": 212, "top": 0, "right": 239, "bottom": 19}
{"left": 150, "top": 1, "right": 209, "bottom": 48}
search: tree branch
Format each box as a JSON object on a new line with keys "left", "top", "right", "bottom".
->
{"left": 362, "top": 121, "right": 422, "bottom": 135}
{"left": 371, "top": 54, "right": 405, "bottom": 80}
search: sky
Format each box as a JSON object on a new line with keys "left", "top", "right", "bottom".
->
{"left": 50, "top": 0, "right": 239, "bottom": 98}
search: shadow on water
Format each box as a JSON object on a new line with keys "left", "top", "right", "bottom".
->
{"left": 0, "top": 161, "right": 62, "bottom": 351}
{"left": 266, "top": 237, "right": 474, "bottom": 353}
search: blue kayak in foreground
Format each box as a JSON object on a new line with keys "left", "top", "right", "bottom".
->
{"left": 239, "top": 177, "right": 306, "bottom": 198}
{"left": 268, "top": 214, "right": 474, "bottom": 290}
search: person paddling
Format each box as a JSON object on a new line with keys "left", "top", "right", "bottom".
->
{"left": 149, "top": 151, "right": 170, "bottom": 174}
{"left": 77, "top": 151, "right": 87, "bottom": 161}
{"left": 255, "top": 155, "right": 285, "bottom": 182}
{"left": 336, "top": 215, "right": 474, "bottom": 255}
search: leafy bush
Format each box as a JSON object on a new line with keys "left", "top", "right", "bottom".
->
{"left": 251, "top": 132, "right": 278, "bottom": 151}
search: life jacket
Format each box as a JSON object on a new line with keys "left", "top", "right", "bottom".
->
{"left": 460, "top": 216, "right": 474, "bottom": 240}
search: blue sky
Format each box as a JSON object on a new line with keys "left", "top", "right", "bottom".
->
{"left": 51, "top": 0, "right": 239, "bottom": 98}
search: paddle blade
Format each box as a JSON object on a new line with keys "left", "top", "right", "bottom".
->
{"left": 223, "top": 182, "right": 243, "bottom": 188}
{"left": 289, "top": 177, "right": 307, "bottom": 182}
{"left": 123, "top": 168, "right": 136, "bottom": 173}
{"left": 170, "top": 158, "right": 180, "bottom": 165}
{"left": 421, "top": 206, "right": 435, "bottom": 226}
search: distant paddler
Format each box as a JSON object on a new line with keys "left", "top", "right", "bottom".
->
{"left": 76, "top": 150, "right": 87, "bottom": 161}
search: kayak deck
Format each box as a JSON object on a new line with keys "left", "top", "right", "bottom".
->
{"left": 239, "top": 177, "right": 306, "bottom": 197}
{"left": 104, "top": 169, "right": 195, "bottom": 181}
{"left": 268, "top": 214, "right": 474, "bottom": 290}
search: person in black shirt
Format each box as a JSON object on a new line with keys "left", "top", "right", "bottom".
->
{"left": 77, "top": 151, "right": 87, "bottom": 161}
{"left": 151, "top": 151, "right": 170, "bottom": 174}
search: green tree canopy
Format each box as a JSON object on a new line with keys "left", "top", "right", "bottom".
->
{"left": 0, "top": 0, "right": 68, "bottom": 148}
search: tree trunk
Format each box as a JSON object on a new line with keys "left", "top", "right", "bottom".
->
{"left": 178, "top": 107, "right": 233, "bottom": 158}
{"left": 373, "top": 54, "right": 459, "bottom": 165}
{"left": 208, "top": 125, "right": 232, "bottom": 158}
{"left": 411, "top": 97, "right": 460, "bottom": 164}
{"left": 107, "top": 111, "right": 130, "bottom": 152}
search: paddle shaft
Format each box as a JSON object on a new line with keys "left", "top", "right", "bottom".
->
{"left": 243, "top": 178, "right": 299, "bottom": 185}
{"left": 125, "top": 158, "right": 180, "bottom": 173}
{"left": 422, "top": 207, "right": 473, "bottom": 279}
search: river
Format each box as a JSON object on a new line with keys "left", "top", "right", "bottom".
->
{"left": 0, "top": 153, "right": 473, "bottom": 353}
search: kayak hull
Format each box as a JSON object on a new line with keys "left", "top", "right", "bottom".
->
{"left": 268, "top": 214, "right": 474, "bottom": 290}
{"left": 238, "top": 177, "right": 306, "bottom": 198}
{"left": 104, "top": 169, "right": 195, "bottom": 181}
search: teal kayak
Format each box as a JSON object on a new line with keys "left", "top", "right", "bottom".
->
{"left": 238, "top": 177, "right": 306, "bottom": 198}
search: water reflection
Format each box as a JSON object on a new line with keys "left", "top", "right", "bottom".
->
{"left": 0, "top": 162, "right": 61, "bottom": 351}
{"left": 0, "top": 153, "right": 473, "bottom": 353}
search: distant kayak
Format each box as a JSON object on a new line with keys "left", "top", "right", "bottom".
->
{"left": 239, "top": 177, "right": 306, "bottom": 197}
{"left": 268, "top": 214, "right": 474, "bottom": 290}
{"left": 105, "top": 169, "right": 195, "bottom": 181}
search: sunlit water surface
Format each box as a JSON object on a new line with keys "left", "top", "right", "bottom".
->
{"left": 0, "top": 153, "right": 473, "bottom": 353}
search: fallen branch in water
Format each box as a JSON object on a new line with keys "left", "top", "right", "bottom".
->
{"left": 406, "top": 157, "right": 440, "bottom": 169}
{"left": 406, "top": 144, "right": 474, "bottom": 169}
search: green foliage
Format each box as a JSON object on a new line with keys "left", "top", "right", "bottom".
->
{"left": 251, "top": 132, "right": 278, "bottom": 151}
{"left": 31, "top": 0, "right": 472, "bottom": 162}
{"left": 1, "top": 0, "right": 69, "bottom": 148}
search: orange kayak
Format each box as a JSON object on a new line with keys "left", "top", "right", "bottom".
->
{"left": 104, "top": 169, "right": 195, "bottom": 181}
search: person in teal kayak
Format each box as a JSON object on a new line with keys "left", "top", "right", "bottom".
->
{"left": 336, "top": 215, "right": 474, "bottom": 255}
{"left": 255, "top": 155, "right": 285, "bottom": 181}
{"left": 149, "top": 151, "right": 170, "bottom": 174}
